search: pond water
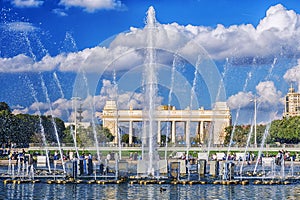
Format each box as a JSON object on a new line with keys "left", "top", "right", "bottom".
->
{"left": 1, "top": 182, "right": 300, "bottom": 200}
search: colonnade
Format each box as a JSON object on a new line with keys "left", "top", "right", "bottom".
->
{"left": 99, "top": 100, "right": 231, "bottom": 145}
{"left": 126, "top": 120, "right": 206, "bottom": 145}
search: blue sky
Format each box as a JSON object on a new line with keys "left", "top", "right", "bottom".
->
{"left": 1, "top": 0, "right": 300, "bottom": 125}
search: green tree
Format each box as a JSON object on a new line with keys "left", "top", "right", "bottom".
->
{"left": 0, "top": 102, "right": 11, "bottom": 113}
{"left": 40, "top": 115, "right": 66, "bottom": 143}
{"left": 0, "top": 110, "right": 13, "bottom": 146}
{"left": 224, "top": 125, "right": 249, "bottom": 146}
{"left": 121, "top": 134, "right": 129, "bottom": 143}
{"left": 268, "top": 116, "right": 300, "bottom": 144}
{"left": 224, "top": 124, "right": 266, "bottom": 147}
{"left": 63, "top": 125, "right": 75, "bottom": 144}
{"left": 121, "top": 133, "right": 140, "bottom": 144}
{"left": 0, "top": 102, "right": 67, "bottom": 147}
{"left": 67, "top": 124, "right": 114, "bottom": 147}
{"left": 103, "top": 127, "right": 114, "bottom": 142}
{"left": 12, "top": 114, "right": 35, "bottom": 145}
{"left": 161, "top": 135, "right": 170, "bottom": 144}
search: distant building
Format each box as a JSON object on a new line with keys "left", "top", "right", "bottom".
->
{"left": 64, "top": 122, "right": 91, "bottom": 129}
{"left": 284, "top": 85, "right": 300, "bottom": 117}
{"left": 98, "top": 100, "right": 231, "bottom": 145}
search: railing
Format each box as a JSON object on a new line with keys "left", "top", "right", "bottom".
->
{"left": 27, "top": 143, "right": 300, "bottom": 149}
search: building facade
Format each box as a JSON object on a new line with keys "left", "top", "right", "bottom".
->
{"left": 284, "top": 86, "right": 300, "bottom": 117}
{"left": 99, "top": 100, "right": 231, "bottom": 145}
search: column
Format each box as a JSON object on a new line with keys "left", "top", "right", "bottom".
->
{"left": 200, "top": 121, "right": 204, "bottom": 144}
{"left": 157, "top": 121, "right": 161, "bottom": 144}
{"left": 142, "top": 120, "right": 147, "bottom": 145}
{"left": 185, "top": 121, "right": 190, "bottom": 147}
{"left": 129, "top": 120, "right": 133, "bottom": 145}
{"left": 171, "top": 121, "right": 176, "bottom": 144}
{"left": 114, "top": 120, "right": 118, "bottom": 144}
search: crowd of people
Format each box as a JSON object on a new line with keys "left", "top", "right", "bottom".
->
{"left": 208, "top": 149, "right": 298, "bottom": 166}
{"left": 1, "top": 148, "right": 300, "bottom": 168}
{"left": 210, "top": 152, "right": 256, "bottom": 162}
{"left": 128, "top": 152, "right": 141, "bottom": 160}
{"left": 275, "top": 149, "right": 297, "bottom": 165}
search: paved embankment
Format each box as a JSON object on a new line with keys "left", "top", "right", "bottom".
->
{"left": 24, "top": 146, "right": 300, "bottom": 153}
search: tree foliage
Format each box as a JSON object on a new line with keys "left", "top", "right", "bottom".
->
{"left": 64, "top": 124, "right": 114, "bottom": 147}
{"left": 224, "top": 124, "right": 266, "bottom": 146}
{"left": 121, "top": 134, "right": 140, "bottom": 144}
{"left": 0, "top": 102, "right": 11, "bottom": 113}
{"left": 268, "top": 116, "right": 300, "bottom": 144}
{"left": 224, "top": 116, "right": 300, "bottom": 146}
{"left": 224, "top": 125, "right": 249, "bottom": 146}
{"left": 0, "top": 103, "right": 66, "bottom": 147}
{"left": 0, "top": 102, "right": 115, "bottom": 148}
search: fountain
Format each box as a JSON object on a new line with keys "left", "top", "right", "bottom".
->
{"left": 70, "top": 6, "right": 250, "bottom": 184}
{"left": 1, "top": 5, "right": 300, "bottom": 192}
{"left": 53, "top": 72, "right": 80, "bottom": 160}
{"left": 143, "top": 6, "right": 159, "bottom": 176}
{"left": 3, "top": 4, "right": 300, "bottom": 199}
{"left": 25, "top": 77, "right": 52, "bottom": 174}
{"left": 40, "top": 74, "right": 66, "bottom": 173}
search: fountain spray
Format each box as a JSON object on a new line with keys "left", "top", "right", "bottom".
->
{"left": 144, "top": 6, "right": 158, "bottom": 176}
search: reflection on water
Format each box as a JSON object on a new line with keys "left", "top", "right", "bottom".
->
{"left": 1, "top": 183, "right": 300, "bottom": 199}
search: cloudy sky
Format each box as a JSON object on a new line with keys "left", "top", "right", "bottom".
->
{"left": 1, "top": 0, "right": 300, "bottom": 125}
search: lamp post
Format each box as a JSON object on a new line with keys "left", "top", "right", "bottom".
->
{"left": 71, "top": 97, "right": 81, "bottom": 144}
{"left": 251, "top": 97, "right": 257, "bottom": 147}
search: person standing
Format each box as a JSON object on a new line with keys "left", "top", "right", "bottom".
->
{"left": 88, "top": 153, "right": 93, "bottom": 175}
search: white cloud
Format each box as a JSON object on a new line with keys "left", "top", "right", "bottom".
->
{"left": 3, "top": 4, "right": 300, "bottom": 72}
{"left": 284, "top": 59, "right": 300, "bottom": 92}
{"left": 29, "top": 101, "right": 50, "bottom": 111}
{"left": 257, "top": 4, "right": 299, "bottom": 35}
{"left": 227, "top": 81, "right": 284, "bottom": 123}
{"left": 12, "top": 107, "right": 29, "bottom": 115}
{"left": 0, "top": 54, "right": 61, "bottom": 72}
{"left": 0, "top": 54, "right": 34, "bottom": 72}
{"left": 227, "top": 81, "right": 283, "bottom": 110}
{"left": 256, "top": 81, "right": 282, "bottom": 107}
{"left": 52, "top": 8, "right": 68, "bottom": 17}
{"left": 96, "top": 79, "right": 151, "bottom": 110}
{"left": 227, "top": 91, "right": 253, "bottom": 110}
{"left": 59, "top": 0, "right": 123, "bottom": 12}
{"left": 4, "top": 22, "right": 38, "bottom": 32}
{"left": 190, "top": 3, "right": 300, "bottom": 60}
{"left": 12, "top": 79, "right": 149, "bottom": 122}
{"left": 12, "top": 0, "right": 43, "bottom": 8}
{"left": 5, "top": 3, "right": 299, "bottom": 126}
{"left": 56, "top": 46, "right": 142, "bottom": 72}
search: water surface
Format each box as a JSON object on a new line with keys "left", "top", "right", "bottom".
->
{"left": 1, "top": 182, "right": 300, "bottom": 200}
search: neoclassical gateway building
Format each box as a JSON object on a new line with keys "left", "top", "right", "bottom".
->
{"left": 99, "top": 100, "right": 231, "bottom": 145}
